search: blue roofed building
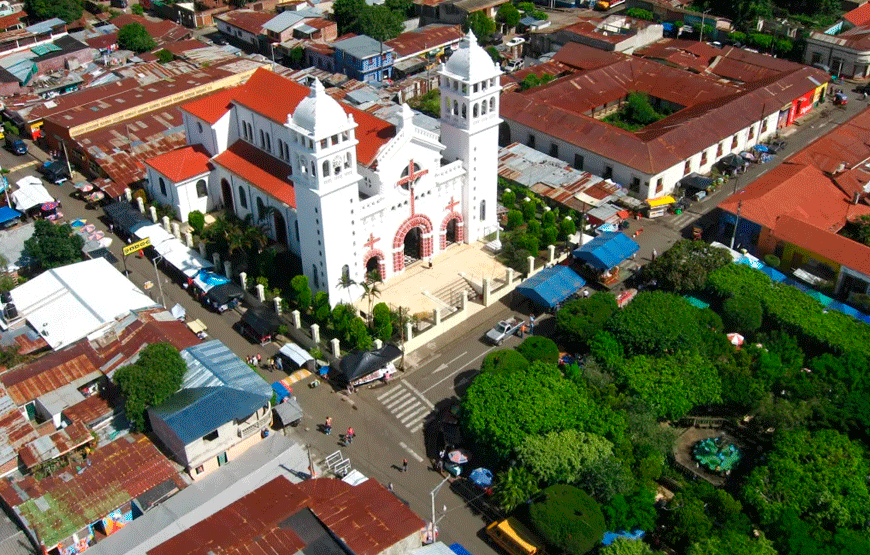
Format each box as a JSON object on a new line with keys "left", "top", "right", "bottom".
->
{"left": 332, "top": 35, "right": 394, "bottom": 82}
{"left": 148, "top": 340, "right": 273, "bottom": 481}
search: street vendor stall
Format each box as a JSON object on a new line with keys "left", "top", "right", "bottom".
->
{"left": 516, "top": 266, "right": 585, "bottom": 311}
{"left": 645, "top": 195, "right": 676, "bottom": 218}
{"left": 338, "top": 344, "right": 401, "bottom": 387}
{"left": 573, "top": 232, "right": 639, "bottom": 287}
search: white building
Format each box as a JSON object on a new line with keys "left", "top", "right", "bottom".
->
{"left": 144, "top": 32, "right": 501, "bottom": 306}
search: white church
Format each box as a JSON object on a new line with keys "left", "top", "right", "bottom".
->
{"left": 144, "top": 32, "right": 502, "bottom": 305}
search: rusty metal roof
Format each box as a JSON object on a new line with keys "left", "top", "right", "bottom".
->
{"left": 18, "top": 420, "right": 92, "bottom": 469}
{"left": 2, "top": 349, "right": 100, "bottom": 406}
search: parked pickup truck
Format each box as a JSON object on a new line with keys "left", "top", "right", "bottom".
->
{"left": 485, "top": 317, "right": 525, "bottom": 345}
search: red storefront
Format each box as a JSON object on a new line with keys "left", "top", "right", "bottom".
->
{"left": 787, "top": 88, "right": 817, "bottom": 126}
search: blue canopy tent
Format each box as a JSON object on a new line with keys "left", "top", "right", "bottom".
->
{"left": 0, "top": 206, "right": 21, "bottom": 226}
{"left": 760, "top": 265, "right": 787, "bottom": 282}
{"left": 573, "top": 232, "right": 640, "bottom": 270}
{"left": 826, "top": 300, "right": 866, "bottom": 320}
{"left": 517, "top": 266, "right": 585, "bottom": 310}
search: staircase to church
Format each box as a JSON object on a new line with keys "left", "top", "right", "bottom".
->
{"left": 431, "top": 277, "right": 478, "bottom": 309}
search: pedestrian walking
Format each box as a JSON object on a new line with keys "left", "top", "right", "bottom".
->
{"left": 530, "top": 314, "right": 536, "bottom": 333}
{"left": 324, "top": 416, "right": 332, "bottom": 435}
{"left": 402, "top": 458, "right": 408, "bottom": 472}
{"left": 256, "top": 353, "right": 262, "bottom": 365}
{"left": 388, "top": 482, "right": 394, "bottom": 491}
{"left": 652, "top": 249, "right": 658, "bottom": 261}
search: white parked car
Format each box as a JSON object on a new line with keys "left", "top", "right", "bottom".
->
{"left": 503, "top": 59, "right": 523, "bottom": 72}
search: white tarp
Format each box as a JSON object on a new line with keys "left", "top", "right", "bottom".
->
{"left": 11, "top": 182, "right": 53, "bottom": 211}
{"left": 278, "top": 343, "right": 313, "bottom": 366}
{"left": 134, "top": 224, "right": 212, "bottom": 277}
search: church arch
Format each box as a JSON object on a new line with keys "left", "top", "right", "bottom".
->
{"left": 392, "top": 214, "right": 434, "bottom": 273}
{"left": 363, "top": 249, "right": 386, "bottom": 281}
{"left": 440, "top": 212, "right": 464, "bottom": 249}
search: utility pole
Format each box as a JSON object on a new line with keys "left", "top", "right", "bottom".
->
{"left": 729, "top": 199, "right": 742, "bottom": 250}
{"left": 430, "top": 476, "right": 450, "bottom": 535}
{"left": 699, "top": 9, "right": 710, "bottom": 43}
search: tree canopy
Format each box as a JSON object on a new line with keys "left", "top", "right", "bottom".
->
{"left": 606, "top": 292, "right": 702, "bottom": 357}
{"left": 114, "top": 343, "right": 187, "bottom": 431}
{"left": 24, "top": 221, "right": 84, "bottom": 272}
{"left": 644, "top": 241, "right": 731, "bottom": 293}
{"left": 496, "top": 3, "right": 521, "bottom": 27}
{"left": 600, "top": 537, "right": 658, "bottom": 555}
{"left": 118, "top": 23, "right": 157, "bottom": 53}
{"left": 24, "top": 0, "right": 83, "bottom": 23}
{"left": 517, "top": 429, "right": 613, "bottom": 485}
{"left": 530, "top": 485, "right": 605, "bottom": 555}
{"left": 466, "top": 12, "right": 496, "bottom": 39}
{"left": 515, "top": 336, "right": 560, "bottom": 365}
{"left": 331, "top": 0, "right": 405, "bottom": 40}
{"left": 556, "top": 293, "right": 618, "bottom": 348}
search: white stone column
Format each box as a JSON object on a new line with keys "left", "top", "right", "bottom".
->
{"left": 460, "top": 290, "right": 468, "bottom": 312}
{"left": 331, "top": 337, "right": 341, "bottom": 358}
{"left": 256, "top": 283, "right": 266, "bottom": 302}
{"left": 433, "top": 307, "right": 441, "bottom": 326}
{"left": 548, "top": 245, "right": 556, "bottom": 264}
{"left": 527, "top": 256, "right": 535, "bottom": 275}
{"left": 311, "top": 323, "right": 320, "bottom": 344}
{"left": 149, "top": 206, "right": 158, "bottom": 223}
{"left": 162, "top": 215, "right": 171, "bottom": 233}
{"left": 507, "top": 267, "right": 514, "bottom": 286}
{"left": 483, "top": 278, "right": 492, "bottom": 307}
{"left": 405, "top": 322, "right": 413, "bottom": 341}
{"left": 171, "top": 222, "right": 181, "bottom": 239}
{"left": 273, "top": 297, "right": 282, "bottom": 314}
{"left": 212, "top": 252, "right": 221, "bottom": 268}
{"left": 198, "top": 241, "right": 207, "bottom": 258}
{"left": 136, "top": 197, "right": 145, "bottom": 213}
{"left": 239, "top": 271, "right": 247, "bottom": 291}
{"left": 184, "top": 231, "right": 194, "bottom": 248}
{"left": 374, "top": 338, "right": 383, "bottom": 349}
{"left": 223, "top": 261, "right": 232, "bottom": 279}
{"left": 291, "top": 310, "right": 301, "bottom": 328}
{"left": 124, "top": 188, "right": 132, "bottom": 202}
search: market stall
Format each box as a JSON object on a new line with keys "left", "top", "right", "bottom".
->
{"left": 338, "top": 344, "right": 402, "bottom": 387}
{"left": 516, "top": 266, "right": 586, "bottom": 311}
{"left": 645, "top": 195, "right": 676, "bottom": 218}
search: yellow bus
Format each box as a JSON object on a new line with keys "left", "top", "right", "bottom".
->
{"left": 485, "top": 518, "right": 546, "bottom": 555}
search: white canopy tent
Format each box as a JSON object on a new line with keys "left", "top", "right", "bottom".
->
{"left": 11, "top": 179, "right": 53, "bottom": 211}
{"left": 134, "top": 224, "right": 213, "bottom": 278}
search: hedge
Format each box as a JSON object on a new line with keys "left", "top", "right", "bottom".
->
{"left": 706, "top": 264, "right": 870, "bottom": 354}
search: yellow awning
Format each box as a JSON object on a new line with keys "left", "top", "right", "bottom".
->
{"left": 647, "top": 195, "right": 676, "bottom": 208}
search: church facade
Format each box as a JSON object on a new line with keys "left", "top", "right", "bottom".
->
{"left": 143, "top": 32, "right": 501, "bottom": 305}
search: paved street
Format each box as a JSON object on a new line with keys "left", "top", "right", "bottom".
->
{"left": 3, "top": 93, "right": 865, "bottom": 555}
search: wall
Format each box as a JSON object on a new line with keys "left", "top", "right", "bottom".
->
{"left": 216, "top": 19, "right": 261, "bottom": 47}
{"left": 185, "top": 403, "right": 271, "bottom": 474}
{"left": 148, "top": 410, "right": 188, "bottom": 466}
{"left": 189, "top": 424, "right": 267, "bottom": 480}
{"left": 804, "top": 37, "right": 870, "bottom": 78}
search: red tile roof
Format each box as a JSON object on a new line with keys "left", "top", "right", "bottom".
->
{"left": 228, "top": 68, "right": 395, "bottom": 166}
{"left": 0, "top": 435, "right": 185, "bottom": 548}
{"left": 0, "top": 11, "right": 24, "bottom": 31}
{"left": 772, "top": 215, "right": 870, "bottom": 276}
{"left": 145, "top": 144, "right": 212, "bottom": 182}
{"left": 61, "top": 391, "right": 116, "bottom": 427}
{"left": 788, "top": 105, "right": 870, "bottom": 174}
{"left": 385, "top": 24, "right": 462, "bottom": 59}
{"left": 111, "top": 14, "right": 191, "bottom": 44}
{"left": 181, "top": 85, "right": 241, "bottom": 124}
{"left": 845, "top": 2, "right": 870, "bottom": 26}
{"left": 212, "top": 141, "right": 296, "bottom": 207}
{"left": 163, "top": 39, "right": 211, "bottom": 55}
{"left": 150, "top": 476, "right": 424, "bottom": 555}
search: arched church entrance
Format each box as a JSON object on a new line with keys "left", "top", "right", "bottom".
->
{"left": 273, "top": 211, "right": 288, "bottom": 246}
{"left": 365, "top": 254, "right": 384, "bottom": 281}
{"left": 393, "top": 215, "right": 434, "bottom": 272}
{"left": 445, "top": 219, "right": 458, "bottom": 244}
{"left": 440, "top": 212, "right": 464, "bottom": 250}
{"left": 221, "top": 179, "right": 234, "bottom": 212}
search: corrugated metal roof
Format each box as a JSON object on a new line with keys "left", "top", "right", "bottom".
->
{"left": 181, "top": 340, "right": 272, "bottom": 399}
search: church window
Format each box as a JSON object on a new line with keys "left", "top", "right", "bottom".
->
{"left": 489, "top": 97, "right": 495, "bottom": 111}
{"left": 311, "top": 161, "right": 316, "bottom": 176}
{"left": 159, "top": 177, "right": 166, "bottom": 196}
{"left": 461, "top": 103, "right": 467, "bottom": 119}
{"left": 342, "top": 265, "right": 350, "bottom": 282}
{"left": 196, "top": 179, "right": 207, "bottom": 198}
{"left": 312, "top": 265, "right": 319, "bottom": 289}
{"left": 473, "top": 103, "right": 479, "bottom": 118}
{"left": 400, "top": 162, "right": 423, "bottom": 191}
{"left": 345, "top": 153, "right": 352, "bottom": 169}
{"left": 256, "top": 197, "right": 266, "bottom": 221}
{"left": 320, "top": 139, "right": 328, "bottom": 149}
{"left": 332, "top": 134, "right": 339, "bottom": 145}
{"left": 322, "top": 161, "right": 330, "bottom": 176}
{"left": 473, "top": 83, "right": 478, "bottom": 93}
{"left": 481, "top": 102, "right": 486, "bottom": 115}
{"left": 259, "top": 130, "right": 265, "bottom": 148}
{"left": 452, "top": 100, "right": 458, "bottom": 116}
{"left": 333, "top": 157, "right": 342, "bottom": 175}
{"left": 238, "top": 186, "right": 247, "bottom": 209}
{"left": 480, "top": 200, "right": 486, "bottom": 221}
{"left": 265, "top": 134, "right": 271, "bottom": 152}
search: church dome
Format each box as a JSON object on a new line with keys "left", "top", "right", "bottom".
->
{"left": 292, "top": 79, "right": 347, "bottom": 135}
{"left": 444, "top": 30, "right": 500, "bottom": 81}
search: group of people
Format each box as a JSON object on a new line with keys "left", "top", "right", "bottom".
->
{"left": 245, "top": 353, "right": 284, "bottom": 371}
{"left": 323, "top": 417, "right": 355, "bottom": 444}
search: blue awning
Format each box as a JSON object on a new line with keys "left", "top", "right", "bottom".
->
{"left": 573, "top": 232, "right": 640, "bottom": 270}
{"left": 0, "top": 206, "right": 21, "bottom": 225}
{"left": 517, "top": 266, "right": 585, "bottom": 309}
{"left": 760, "top": 265, "right": 787, "bottom": 282}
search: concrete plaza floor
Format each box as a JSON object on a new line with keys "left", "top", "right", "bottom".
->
{"left": 360, "top": 242, "right": 510, "bottom": 316}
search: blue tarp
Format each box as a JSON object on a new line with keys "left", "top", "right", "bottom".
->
{"left": 517, "top": 266, "right": 586, "bottom": 309}
{"left": 450, "top": 544, "right": 474, "bottom": 555}
{"left": 573, "top": 232, "right": 640, "bottom": 270}
{"left": 0, "top": 206, "right": 21, "bottom": 225}
{"left": 602, "top": 530, "right": 645, "bottom": 546}
{"left": 272, "top": 381, "right": 291, "bottom": 400}
{"left": 760, "top": 265, "right": 787, "bottom": 282}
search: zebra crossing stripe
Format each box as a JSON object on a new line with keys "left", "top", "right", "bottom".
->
{"left": 387, "top": 395, "right": 417, "bottom": 413}
{"left": 399, "top": 406, "right": 429, "bottom": 425}
{"left": 394, "top": 401, "right": 425, "bottom": 421}
{"left": 377, "top": 385, "right": 403, "bottom": 401}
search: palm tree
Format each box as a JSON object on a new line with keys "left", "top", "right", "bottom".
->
{"left": 360, "top": 277, "right": 382, "bottom": 325}
{"left": 494, "top": 467, "right": 539, "bottom": 513}
{"left": 336, "top": 273, "right": 357, "bottom": 305}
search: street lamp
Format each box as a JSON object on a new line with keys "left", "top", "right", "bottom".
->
{"left": 699, "top": 9, "right": 710, "bottom": 43}
{"left": 729, "top": 199, "right": 743, "bottom": 250}
{"left": 430, "top": 476, "right": 450, "bottom": 530}
{"left": 152, "top": 253, "right": 167, "bottom": 308}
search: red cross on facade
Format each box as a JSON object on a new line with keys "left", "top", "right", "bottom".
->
{"left": 397, "top": 159, "right": 428, "bottom": 216}
{"left": 364, "top": 233, "right": 380, "bottom": 251}
{"left": 445, "top": 196, "right": 459, "bottom": 213}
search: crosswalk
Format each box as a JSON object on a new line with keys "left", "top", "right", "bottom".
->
{"left": 666, "top": 210, "right": 700, "bottom": 229}
{"left": 377, "top": 382, "right": 435, "bottom": 434}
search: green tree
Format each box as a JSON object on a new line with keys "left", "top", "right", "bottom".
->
{"left": 462, "top": 362, "right": 594, "bottom": 461}
{"left": 496, "top": 2, "right": 521, "bottom": 27}
{"left": 118, "top": 23, "right": 157, "bottom": 53}
{"left": 289, "top": 46, "right": 305, "bottom": 68}
{"left": 480, "top": 349, "right": 529, "bottom": 373}
{"left": 515, "top": 336, "right": 560, "bottom": 365}
{"left": 24, "top": 221, "right": 85, "bottom": 272}
{"left": 624, "top": 8, "right": 654, "bottom": 20}
{"left": 155, "top": 49, "right": 174, "bottom": 63}
{"left": 602, "top": 488, "right": 658, "bottom": 533}
{"left": 557, "top": 293, "right": 618, "bottom": 348}
{"left": 114, "top": 343, "right": 187, "bottom": 431}
{"left": 541, "top": 226, "right": 558, "bottom": 246}
{"left": 348, "top": 316, "right": 373, "bottom": 350}
{"left": 188, "top": 210, "right": 205, "bottom": 234}
{"left": 355, "top": 4, "right": 404, "bottom": 41}
{"left": 385, "top": 0, "right": 412, "bottom": 16}
{"left": 506, "top": 209, "right": 524, "bottom": 229}
{"left": 486, "top": 46, "right": 501, "bottom": 64}
{"left": 624, "top": 93, "right": 661, "bottom": 125}
{"left": 517, "top": 429, "right": 613, "bottom": 485}
{"left": 606, "top": 292, "right": 702, "bottom": 357}
{"left": 331, "top": 304, "right": 356, "bottom": 341}
{"left": 313, "top": 291, "right": 331, "bottom": 324}
{"left": 530, "top": 485, "right": 605, "bottom": 555}
{"left": 24, "top": 0, "right": 83, "bottom": 23}
{"left": 290, "top": 275, "right": 312, "bottom": 312}
{"left": 371, "top": 302, "right": 393, "bottom": 341}
{"left": 601, "top": 537, "right": 657, "bottom": 555}
{"left": 559, "top": 217, "right": 576, "bottom": 240}
{"left": 645, "top": 241, "right": 731, "bottom": 292}
{"left": 722, "top": 293, "right": 763, "bottom": 335}
{"left": 131, "top": 4, "right": 144, "bottom": 14}
{"left": 615, "top": 351, "right": 721, "bottom": 419}
{"left": 494, "top": 466, "right": 540, "bottom": 512}
{"left": 689, "top": 533, "right": 777, "bottom": 555}
{"left": 743, "top": 429, "right": 870, "bottom": 530}
{"left": 466, "top": 11, "right": 496, "bottom": 39}
{"left": 332, "top": 0, "right": 366, "bottom": 34}
{"left": 360, "top": 277, "right": 381, "bottom": 325}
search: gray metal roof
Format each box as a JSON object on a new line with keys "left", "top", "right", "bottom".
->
{"left": 181, "top": 340, "right": 272, "bottom": 399}
{"left": 25, "top": 18, "right": 65, "bottom": 34}
{"left": 333, "top": 35, "right": 393, "bottom": 59}
{"left": 150, "top": 387, "right": 270, "bottom": 445}
{"left": 85, "top": 434, "right": 311, "bottom": 555}
{"left": 262, "top": 11, "right": 304, "bottom": 33}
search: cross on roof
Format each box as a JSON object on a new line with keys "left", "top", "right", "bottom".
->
{"left": 364, "top": 233, "right": 380, "bottom": 250}
{"left": 445, "top": 196, "right": 459, "bottom": 212}
{"left": 397, "top": 159, "right": 428, "bottom": 189}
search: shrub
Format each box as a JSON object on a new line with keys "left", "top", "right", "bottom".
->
{"left": 481, "top": 349, "right": 528, "bottom": 372}
{"left": 541, "top": 226, "right": 558, "bottom": 246}
{"left": 502, "top": 189, "right": 516, "bottom": 208}
{"left": 559, "top": 217, "right": 576, "bottom": 240}
{"left": 763, "top": 254, "right": 780, "bottom": 268}
{"left": 522, "top": 200, "right": 537, "bottom": 222}
{"left": 557, "top": 293, "right": 619, "bottom": 348}
{"left": 527, "top": 220, "right": 542, "bottom": 237}
{"left": 188, "top": 210, "right": 205, "bottom": 234}
{"left": 625, "top": 8, "right": 653, "bottom": 20}
{"left": 516, "top": 336, "right": 560, "bottom": 365}
{"left": 542, "top": 210, "right": 556, "bottom": 227}
{"left": 507, "top": 209, "right": 524, "bottom": 229}
{"left": 530, "top": 485, "right": 605, "bottom": 555}
{"left": 290, "top": 275, "right": 312, "bottom": 312}
{"left": 722, "top": 294, "right": 763, "bottom": 334}
{"left": 372, "top": 302, "right": 393, "bottom": 341}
